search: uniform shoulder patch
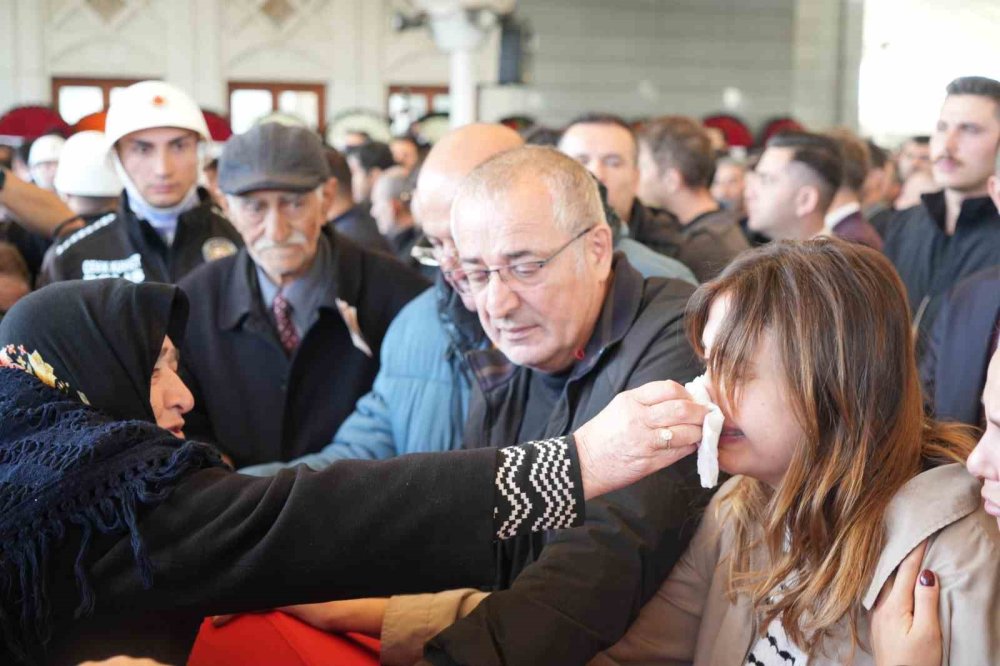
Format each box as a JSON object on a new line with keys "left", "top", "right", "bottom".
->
{"left": 201, "top": 237, "right": 239, "bottom": 262}
{"left": 54, "top": 213, "right": 118, "bottom": 257}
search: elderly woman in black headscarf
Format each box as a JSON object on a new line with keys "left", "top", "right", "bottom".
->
{"left": 0, "top": 279, "right": 706, "bottom": 664}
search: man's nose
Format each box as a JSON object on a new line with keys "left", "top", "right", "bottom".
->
{"left": 264, "top": 208, "right": 291, "bottom": 242}
{"left": 483, "top": 271, "right": 519, "bottom": 320}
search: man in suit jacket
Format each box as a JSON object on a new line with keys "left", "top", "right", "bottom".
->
{"left": 179, "top": 123, "right": 428, "bottom": 467}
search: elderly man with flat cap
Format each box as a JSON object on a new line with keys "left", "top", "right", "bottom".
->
{"left": 178, "top": 122, "right": 429, "bottom": 468}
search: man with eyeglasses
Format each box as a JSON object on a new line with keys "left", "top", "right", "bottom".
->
{"left": 309, "top": 146, "right": 705, "bottom": 665}
{"left": 176, "top": 123, "right": 428, "bottom": 468}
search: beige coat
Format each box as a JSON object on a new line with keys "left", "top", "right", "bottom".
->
{"left": 592, "top": 463, "right": 1000, "bottom": 666}
{"left": 381, "top": 464, "right": 999, "bottom": 666}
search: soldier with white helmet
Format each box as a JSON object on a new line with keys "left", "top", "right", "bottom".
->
{"left": 27, "top": 134, "right": 65, "bottom": 192}
{"left": 39, "top": 81, "right": 241, "bottom": 286}
{"left": 53, "top": 131, "right": 121, "bottom": 223}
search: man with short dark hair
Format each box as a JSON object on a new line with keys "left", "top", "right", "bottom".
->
{"left": 920, "top": 149, "right": 1000, "bottom": 426}
{"left": 346, "top": 140, "right": 395, "bottom": 205}
{"left": 711, "top": 157, "right": 747, "bottom": 217}
{"left": 178, "top": 123, "right": 428, "bottom": 467}
{"left": 323, "top": 146, "right": 392, "bottom": 253}
{"left": 883, "top": 75, "right": 1000, "bottom": 347}
{"left": 745, "top": 131, "right": 843, "bottom": 242}
{"left": 822, "top": 128, "right": 883, "bottom": 249}
{"left": 898, "top": 134, "right": 932, "bottom": 181}
{"left": 558, "top": 113, "right": 687, "bottom": 261}
{"left": 637, "top": 116, "right": 749, "bottom": 280}
{"left": 863, "top": 139, "right": 899, "bottom": 236}
{"left": 389, "top": 134, "right": 421, "bottom": 173}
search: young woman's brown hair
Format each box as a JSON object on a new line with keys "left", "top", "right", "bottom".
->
{"left": 685, "top": 238, "right": 974, "bottom": 654}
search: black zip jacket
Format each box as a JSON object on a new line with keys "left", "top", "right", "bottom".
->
{"left": 38, "top": 188, "right": 242, "bottom": 286}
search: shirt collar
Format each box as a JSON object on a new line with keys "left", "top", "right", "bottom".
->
{"left": 255, "top": 230, "right": 334, "bottom": 314}
{"left": 220, "top": 227, "right": 347, "bottom": 331}
{"left": 824, "top": 201, "right": 861, "bottom": 229}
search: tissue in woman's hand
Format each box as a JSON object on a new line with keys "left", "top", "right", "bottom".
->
{"left": 684, "top": 374, "right": 723, "bottom": 488}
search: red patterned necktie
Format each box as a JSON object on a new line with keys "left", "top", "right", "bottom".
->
{"left": 272, "top": 291, "right": 300, "bottom": 355}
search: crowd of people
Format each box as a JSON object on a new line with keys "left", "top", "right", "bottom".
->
{"left": 0, "top": 73, "right": 999, "bottom": 666}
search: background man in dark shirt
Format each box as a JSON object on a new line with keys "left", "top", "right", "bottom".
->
{"left": 558, "top": 113, "right": 685, "bottom": 259}
{"left": 636, "top": 115, "right": 750, "bottom": 280}
{"left": 883, "top": 76, "right": 1000, "bottom": 348}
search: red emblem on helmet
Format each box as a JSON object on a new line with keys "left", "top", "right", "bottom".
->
{"left": 152, "top": 95, "right": 166, "bottom": 106}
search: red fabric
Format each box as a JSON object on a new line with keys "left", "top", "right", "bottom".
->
{"left": 702, "top": 114, "right": 754, "bottom": 148}
{"left": 0, "top": 105, "right": 70, "bottom": 140}
{"left": 759, "top": 116, "right": 806, "bottom": 146}
{"left": 188, "top": 614, "right": 380, "bottom": 666}
{"left": 202, "top": 110, "right": 233, "bottom": 141}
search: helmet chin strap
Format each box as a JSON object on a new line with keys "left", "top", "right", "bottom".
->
{"left": 112, "top": 152, "right": 200, "bottom": 245}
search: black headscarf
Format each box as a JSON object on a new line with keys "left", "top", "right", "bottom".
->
{"left": 0, "top": 279, "right": 189, "bottom": 422}
{"left": 0, "top": 280, "right": 223, "bottom": 663}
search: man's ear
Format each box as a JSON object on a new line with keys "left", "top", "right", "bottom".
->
{"left": 588, "top": 223, "right": 615, "bottom": 272}
{"left": 664, "top": 167, "right": 684, "bottom": 194}
{"left": 794, "top": 185, "right": 820, "bottom": 218}
{"left": 988, "top": 174, "right": 1000, "bottom": 213}
{"left": 322, "top": 177, "right": 338, "bottom": 209}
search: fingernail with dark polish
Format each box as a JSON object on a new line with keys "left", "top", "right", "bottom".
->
{"left": 919, "top": 570, "right": 936, "bottom": 587}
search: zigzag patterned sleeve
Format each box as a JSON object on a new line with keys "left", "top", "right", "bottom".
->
{"left": 493, "top": 436, "right": 586, "bottom": 540}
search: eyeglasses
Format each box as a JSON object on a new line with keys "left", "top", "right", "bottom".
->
{"left": 447, "top": 225, "right": 595, "bottom": 296}
{"left": 409, "top": 234, "right": 460, "bottom": 269}
{"left": 410, "top": 236, "right": 439, "bottom": 267}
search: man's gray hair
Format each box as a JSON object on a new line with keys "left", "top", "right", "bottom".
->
{"left": 451, "top": 146, "right": 607, "bottom": 236}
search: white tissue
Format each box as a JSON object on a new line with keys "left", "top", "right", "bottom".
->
{"left": 684, "top": 374, "right": 724, "bottom": 489}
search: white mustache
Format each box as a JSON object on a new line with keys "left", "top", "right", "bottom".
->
{"left": 254, "top": 230, "right": 309, "bottom": 252}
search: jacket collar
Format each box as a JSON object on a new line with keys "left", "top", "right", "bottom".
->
{"left": 466, "top": 252, "right": 646, "bottom": 393}
{"left": 119, "top": 187, "right": 217, "bottom": 241}
{"left": 218, "top": 225, "right": 359, "bottom": 331}
{"left": 920, "top": 190, "right": 1000, "bottom": 232}
{"left": 861, "top": 462, "right": 981, "bottom": 610}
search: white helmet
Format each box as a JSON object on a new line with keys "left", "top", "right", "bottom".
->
{"left": 28, "top": 134, "right": 65, "bottom": 166}
{"left": 54, "top": 131, "right": 123, "bottom": 197}
{"left": 104, "top": 80, "right": 210, "bottom": 148}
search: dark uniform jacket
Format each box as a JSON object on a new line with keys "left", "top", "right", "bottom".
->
{"left": 38, "top": 188, "right": 241, "bottom": 286}
{"left": 178, "top": 227, "right": 429, "bottom": 467}
{"left": 883, "top": 192, "right": 1000, "bottom": 349}
{"left": 920, "top": 266, "right": 1000, "bottom": 427}
{"left": 426, "top": 254, "right": 711, "bottom": 665}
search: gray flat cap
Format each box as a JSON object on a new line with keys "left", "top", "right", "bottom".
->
{"left": 218, "top": 122, "right": 330, "bottom": 195}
